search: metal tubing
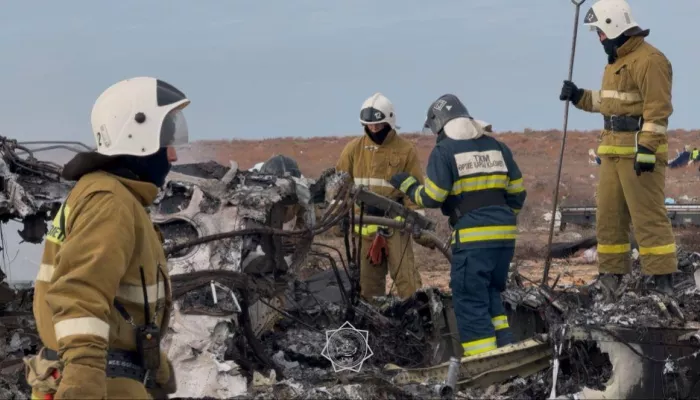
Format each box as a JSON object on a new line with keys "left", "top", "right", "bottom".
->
{"left": 542, "top": 0, "right": 587, "bottom": 287}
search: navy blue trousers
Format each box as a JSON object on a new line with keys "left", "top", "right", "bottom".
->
{"left": 450, "top": 246, "right": 514, "bottom": 352}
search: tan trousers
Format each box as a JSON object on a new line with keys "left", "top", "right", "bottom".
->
{"left": 359, "top": 230, "right": 422, "bottom": 301}
{"left": 32, "top": 377, "right": 152, "bottom": 400}
{"left": 596, "top": 156, "right": 677, "bottom": 275}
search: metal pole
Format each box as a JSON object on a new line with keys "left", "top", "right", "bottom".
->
{"left": 542, "top": 0, "right": 587, "bottom": 287}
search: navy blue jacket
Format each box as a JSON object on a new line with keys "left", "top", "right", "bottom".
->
{"left": 401, "top": 120, "right": 526, "bottom": 249}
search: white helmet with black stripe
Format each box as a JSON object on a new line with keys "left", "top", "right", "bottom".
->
{"left": 583, "top": 0, "right": 642, "bottom": 40}
{"left": 90, "top": 77, "right": 191, "bottom": 157}
{"left": 359, "top": 92, "right": 399, "bottom": 130}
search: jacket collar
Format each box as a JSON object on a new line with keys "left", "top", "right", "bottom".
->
{"left": 616, "top": 36, "right": 644, "bottom": 58}
{"left": 101, "top": 171, "right": 159, "bottom": 206}
{"left": 364, "top": 129, "right": 397, "bottom": 146}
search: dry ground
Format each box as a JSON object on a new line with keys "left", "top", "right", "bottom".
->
{"left": 181, "top": 129, "right": 700, "bottom": 293}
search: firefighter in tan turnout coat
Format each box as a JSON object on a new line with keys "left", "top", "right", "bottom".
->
{"left": 559, "top": 0, "right": 676, "bottom": 296}
{"left": 336, "top": 93, "right": 429, "bottom": 301}
{"left": 25, "top": 77, "right": 190, "bottom": 399}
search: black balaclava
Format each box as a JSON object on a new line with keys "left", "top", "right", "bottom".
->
{"left": 62, "top": 147, "right": 172, "bottom": 188}
{"left": 112, "top": 147, "right": 172, "bottom": 187}
{"left": 601, "top": 34, "right": 631, "bottom": 64}
{"left": 364, "top": 123, "right": 392, "bottom": 145}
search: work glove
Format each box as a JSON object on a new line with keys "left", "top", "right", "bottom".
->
{"left": 413, "top": 233, "right": 436, "bottom": 250}
{"left": 559, "top": 80, "right": 583, "bottom": 104}
{"left": 55, "top": 363, "right": 107, "bottom": 400}
{"left": 634, "top": 146, "right": 656, "bottom": 176}
{"left": 367, "top": 234, "right": 388, "bottom": 265}
{"left": 389, "top": 172, "right": 418, "bottom": 194}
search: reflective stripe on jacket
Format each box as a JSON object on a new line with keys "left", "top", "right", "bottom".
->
{"left": 400, "top": 118, "right": 526, "bottom": 249}
{"left": 337, "top": 130, "right": 425, "bottom": 236}
{"left": 34, "top": 171, "right": 172, "bottom": 375}
{"left": 574, "top": 36, "right": 672, "bottom": 161}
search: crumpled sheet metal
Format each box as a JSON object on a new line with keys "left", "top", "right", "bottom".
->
{"left": 0, "top": 159, "right": 321, "bottom": 398}
{"left": 561, "top": 340, "right": 643, "bottom": 399}
{"left": 154, "top": 166, "right": 315, "bottom": 276}
{"left": 161, "top": 303, "right": 248, "bottom": 399}
{"left": 152, "top": 181, "right": 245, "bottom": 276}
{"left": 154, "top": 164, "right": 317, "bottom": 398}
{"left": 0, "top": 286, "right": 35, "bottom": 400}
{"left": 0, "top": 157, "right": 70, "bottom": 222}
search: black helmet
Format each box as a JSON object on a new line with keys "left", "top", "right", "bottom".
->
{"left": 260, "top": 154, "right": 301, "bottom": 178}
{"left": 423, "top": 94, "right": 471, "bottom": 135}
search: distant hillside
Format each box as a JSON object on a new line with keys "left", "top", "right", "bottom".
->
{"left": 179, "top": 129, "right": 700, "bottom": 226}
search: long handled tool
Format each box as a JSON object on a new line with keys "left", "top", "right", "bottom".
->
{"left": 541, "top": 0, "right": 587, "bottom": 287}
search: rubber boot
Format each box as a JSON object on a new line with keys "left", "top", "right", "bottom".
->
{"left": 651, "top": 274, "right": 674, "bottom": 296}
{"left": 495, "top": 328, "right": 514, "bottom": 347}
{"left": 597, "top": 273, "right": 623, "bottom": 302}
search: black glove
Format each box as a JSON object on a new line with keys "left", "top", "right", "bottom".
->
{"left": 559, "top": 80, "right": 583, "bottom": 104}
{"left": 362, "top": 204, "right": 385, "bottom": 217}
{"left": 634, "top": 146, "right": 656, "bottom": 176}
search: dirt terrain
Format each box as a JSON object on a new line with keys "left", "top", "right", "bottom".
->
{"left": 183, "top": 129, "right": 700, "bottom": 293}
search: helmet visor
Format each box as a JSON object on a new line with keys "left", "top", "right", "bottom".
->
{"left": 160, "top": 109, "right": 189, "bottom": 147}
{"left": 360, "top": 107, "right": 387, "bottom": 125}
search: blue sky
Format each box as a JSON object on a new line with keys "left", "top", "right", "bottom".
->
{"left": 1, "top": 0, "right": 698, "bottom": 144}
{"left": 1, "top": 0, "right": 699, "bottom": 281}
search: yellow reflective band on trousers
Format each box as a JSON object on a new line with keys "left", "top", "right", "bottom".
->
{"left": 596, "top": 157, "right": 677, "bottom": 275}
{"left": 598, "top": 143, "right": 668, "bottom": 156}
{"left": 451, "top": 225, "right": 518, "bottom": 244}
{"left": 450, "top": 174, "right": 508, "bottom": 196}
{"left": 492, "top": 315, "right": 509, "bottom": 331}
{"left": 597, "top": 243, "right": 631, "bottom": 254}
{"left": 639, "top": 243, "right": 676, "bottom": 256}
{"left": 354, "top": 216, "right": 404, "bottom": 237}
{"left": 463, "top": 336, "right": 497, "bottom": 356}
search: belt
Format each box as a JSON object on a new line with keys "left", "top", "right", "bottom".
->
{"left": 603, "top": 115, "right": 643, "bottom": 132}
{"left": 44, "top": 348, "right": 154, "bottom": 387}
{"left": 448, "top": 190, "right": 508, "bottom": 226}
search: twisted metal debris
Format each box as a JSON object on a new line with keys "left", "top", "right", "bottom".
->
{"left": 1, "top": 138, "right": 700, "bottom": 398}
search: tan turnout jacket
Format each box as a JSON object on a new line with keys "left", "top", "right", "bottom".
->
{"left": 33, "top": 171, "right": 173, "bottom": 386}
{"left": 575, "top": 36, "right": 673, "bottom": 161}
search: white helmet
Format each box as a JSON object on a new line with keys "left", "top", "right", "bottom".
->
{"left": 359, "top": 92, "right": 399, "bottom": 130}
{"left": 583, "top": 0, "right": 639, "bottom": 40}
{"left": 90, "top": 77, "right": 191, "bottom": 157}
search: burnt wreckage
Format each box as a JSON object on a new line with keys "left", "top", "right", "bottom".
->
{"left": 0, "top": 136, "right": 700, "bottom": 399}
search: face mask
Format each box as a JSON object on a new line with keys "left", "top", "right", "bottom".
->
{"left": 600, "top": 34, "right": 630, "bottom": 63}
{"left": 363, "top": 123, "right": 392, "bottom": 145}
{"left": 119, "top": 148, "right": 172, "bottom": 187}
